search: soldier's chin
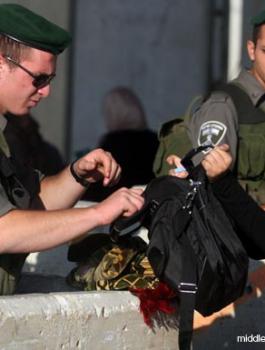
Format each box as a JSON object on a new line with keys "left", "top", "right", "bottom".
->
{"left": 7, "top": 107, "right": 31, "bottom": 116}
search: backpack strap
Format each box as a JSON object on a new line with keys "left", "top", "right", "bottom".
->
{"left": 0, "top": 148, "right": 15, "bottom": 177}
{"left": 178, "top": 149, "right": 210, "bottom": 350}
{"left": 181, "top": 145, "right": 213, "bottom": 174}
{"left": 0, "top": 147, "right": 31, "bottom": 208}
{"left": 178, "top": 233, "right": 198, "bottom": 350}
{"left": 220, "top": 84, "right": 265, "bottom": 124}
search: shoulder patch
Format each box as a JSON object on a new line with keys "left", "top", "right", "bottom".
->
{"left": 198, "top": 121, "right": 227, "bottom": 147}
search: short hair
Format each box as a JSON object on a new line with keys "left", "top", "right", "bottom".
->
{"left": 103, "top": 87, "right": 147, "bottom": 131}
{"left": 252, "top": 24, "right": 264, "bottom": 45}
{"left": 0, "top": 34, "right": 31, "bottom": 65}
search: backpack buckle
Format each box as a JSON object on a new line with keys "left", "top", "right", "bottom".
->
{"left": 184, "top": 187, "right": 197, "bottom": 210}
{"left": 189, "top": 180, "right": 202, "bottom": 187}
{"left": 150, "top": 199, "right": 159, "bottom": 214}
{"left": 178, "top": 282, "right": 198, "bottom": 294}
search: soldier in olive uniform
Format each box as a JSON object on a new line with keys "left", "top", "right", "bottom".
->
{"left": 188, "top": 10, "right": 265, "bottom": 204}
{"left": 0, "top": 4, "right": 144, "bottom": 295}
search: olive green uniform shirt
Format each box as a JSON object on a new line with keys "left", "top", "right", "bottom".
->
{"left": 0, "top": 115, "right": 17, "bottom": 216}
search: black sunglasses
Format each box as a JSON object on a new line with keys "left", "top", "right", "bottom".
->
{"left": 3, "top": 55, "right": 56, "bottom": 89}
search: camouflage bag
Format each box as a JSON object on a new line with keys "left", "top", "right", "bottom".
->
{"left": 67, "top": 234, "right": 159, "bottom": 291}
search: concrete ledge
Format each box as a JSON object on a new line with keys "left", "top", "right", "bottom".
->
{"left": 0, "top": 291, "right": 178, "bottom": 350}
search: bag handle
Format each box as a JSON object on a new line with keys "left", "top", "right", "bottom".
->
{"left": 181, "top": 145, "right": 213, "bottom": 174}
{"left": 110, "top": 201, "right": 152, "bottom": 243}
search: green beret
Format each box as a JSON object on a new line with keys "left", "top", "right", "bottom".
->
{"left": 251, "top": 9, "right": 265, "bottom": 27}
{"left": 0, "top": 4, "right": 71, "bottom": 55}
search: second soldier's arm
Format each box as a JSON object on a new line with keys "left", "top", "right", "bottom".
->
{"left": 188, "top": 92, "right": 238, "bottom": 169}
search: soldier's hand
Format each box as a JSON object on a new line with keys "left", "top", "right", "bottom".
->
{"left": 72, "top": 148, "right": 121, "bottom": 186}
{"left": 202, "top": 144, "right": 232, "bottom": 181}
{"left": 166, "top": 154, "right": 189, "bottom": 178}
{"left": 93, "top": 187, "right": 145, "bottom": 225}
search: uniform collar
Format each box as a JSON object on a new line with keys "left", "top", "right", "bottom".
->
{"left": 233, "top": 69, "right": 265, "bottom": 106}
{"left": 0, "top": 114, "right": 7, "bottom": 131}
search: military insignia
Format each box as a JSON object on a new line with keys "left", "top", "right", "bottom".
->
{"left": 198, "top": 121, "right": 227, "bottom": 148}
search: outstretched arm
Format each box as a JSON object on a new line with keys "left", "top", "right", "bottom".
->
{"left": 0, "top": 187, "right": 144, "bottom": 254}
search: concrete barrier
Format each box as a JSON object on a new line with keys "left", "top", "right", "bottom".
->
{"left": 0, "top": 291, "right": 179, "bottom": 350}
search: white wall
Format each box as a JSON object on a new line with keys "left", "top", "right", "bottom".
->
{"left": 70, "top": 0, "right": 210, "bottom": 156}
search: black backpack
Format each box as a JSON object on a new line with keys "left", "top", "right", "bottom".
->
{"left": 111, "top": 146, "right": 249, "bottom": 350}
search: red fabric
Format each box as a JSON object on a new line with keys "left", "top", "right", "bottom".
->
{"left": 130, "top": 282, "right": 178, "bottom": 326}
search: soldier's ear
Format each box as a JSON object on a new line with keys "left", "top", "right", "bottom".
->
{"left": 247, "top": 40, "right": 255, "bottom": 61}
{"left": 0, "top": 54, "right": 11, "bottom": 81}
{"left": 0, "top": 54, "right": 5, "bottom": 78}
{"left": 0, "top": 53, "right": 4, "bottom": 65}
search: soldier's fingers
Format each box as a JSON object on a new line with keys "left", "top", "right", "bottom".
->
{"left": 166, "top": 155, "right": 181, "bottom": 167}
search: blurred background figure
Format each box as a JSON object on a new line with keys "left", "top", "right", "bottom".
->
{"left": 83, "top": 86, "right": 158, "bottom": 201}
{"left": 4, "top": 113, "right": 65, "bottom": 176}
